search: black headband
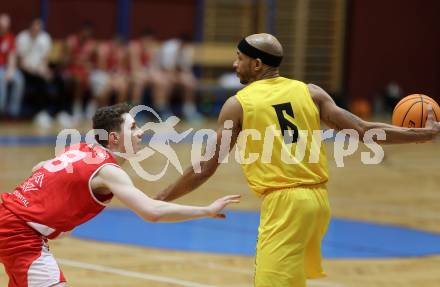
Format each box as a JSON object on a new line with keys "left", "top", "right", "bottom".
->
{"left": 237, "top": 38, "right": 283, "bottom": 67}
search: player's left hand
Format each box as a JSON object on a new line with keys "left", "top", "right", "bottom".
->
{"left": 207, "top": 195, "right": 241, "bottom": 219}
{"left": 425, "top": 104, "right": 440, "bottom": 137}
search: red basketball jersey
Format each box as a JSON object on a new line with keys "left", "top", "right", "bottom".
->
{"left": 0, "top": 32, "right": 15, "bottom": 66}
{"left": 1, "top": 143, "right": 119, "bottom": 239}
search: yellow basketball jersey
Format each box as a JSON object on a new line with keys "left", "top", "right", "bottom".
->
{"left": 235, "top": 77, "right": 328, "bottom": 196}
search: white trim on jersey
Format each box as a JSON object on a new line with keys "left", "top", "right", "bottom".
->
{"left": 88, "top": 163, "right": 120, "bottom": 206}
{"left": 27, "top": 222, "right": 56, "bottom": 237}
{"left": 27, "top": 240, "right": 62, "bottom": 287}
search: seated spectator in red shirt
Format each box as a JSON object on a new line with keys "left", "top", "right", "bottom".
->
{"left": 89, "top": 35, "right": 129, "bottom": 113}
{"left": 64, "top": 22, "right": 96, "bottom": 122}
{"left": 0, "top": 13, "right": 24, "bottom": 118}
{"left": 128, "top": 29, "right": 163, "bottom": 107}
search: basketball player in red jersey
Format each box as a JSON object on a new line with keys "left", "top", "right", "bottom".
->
{"left": 0, "top": 103, "right": 240, "bottom": 287}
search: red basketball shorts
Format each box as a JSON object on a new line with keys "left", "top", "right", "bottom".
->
{"left": 0, "top": 204, "right": 66, "bottom": 287}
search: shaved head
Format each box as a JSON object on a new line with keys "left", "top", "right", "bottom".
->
{"left": 245, "top": 33, "right": 283, "bottom": 57}
{"left": 233, "top": 33, "right": 282, "bottom": 84}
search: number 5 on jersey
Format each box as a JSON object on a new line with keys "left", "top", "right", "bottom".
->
{"left": 273, "top": 102, "right": 299, "bottom": 144}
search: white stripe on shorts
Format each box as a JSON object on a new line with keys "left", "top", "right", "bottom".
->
{"left": 27, "top": 240, "right": 61, "bottom": 287}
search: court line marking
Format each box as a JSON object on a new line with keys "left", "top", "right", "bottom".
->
{"left": 200, "top": 262, "right": 346, "bottom": 287}
{"left": 144, "top": 255, "right": 347, "bottom": 287}
{"left": 58, "top": 257, "right": 345, "bottom": 287}
{"left": 203, "top": 262, "right": 251, "bottom": 274}
{"left": 57, "top": 258, "right": 219, "bottom": 287}
{"left": 138, "top": 254, "right": 253, "bottom": 274}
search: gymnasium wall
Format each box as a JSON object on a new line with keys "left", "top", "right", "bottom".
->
{"left": 0, "top": 0, "right": 40, "bottom": 33}
{"left": 130, "top": 0, "right": 196, "bottom": 39}
{"left": 48, "top": 0, "right": 117, "bottom": 39}
{"left": 0, "top": 0, "right": 196, "bottom": 39}
{"left": 346, "top": 0, "right": 440, "bottom": 101}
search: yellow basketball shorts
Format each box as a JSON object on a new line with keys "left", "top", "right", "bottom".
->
{"left": 254, "top": 185, "right": 331, "bottom": 287}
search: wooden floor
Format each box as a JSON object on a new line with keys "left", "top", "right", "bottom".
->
{"left": 1, "top": 121, "right": 440, "bottom": 286}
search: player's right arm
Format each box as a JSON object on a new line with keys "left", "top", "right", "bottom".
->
{"left": 309, "top": 84, "right": 440, "bottom": 144}
{"left": 91, "top": 164, "right": 240, "bottom": 222}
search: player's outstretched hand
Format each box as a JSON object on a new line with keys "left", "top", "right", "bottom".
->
{"left": 207, "top": 195, "right": 241, "bottom": 219}
{"left": 425, "top": 104, "right": 440, "bottom": 136}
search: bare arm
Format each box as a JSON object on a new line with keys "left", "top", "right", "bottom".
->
{"left": 91, "top": 165, "right": 240, "bottom": 222}
{"left": 155, "top": 96, "right": 243, "bottom": 201}
{"left": 309, "top": 84, "right": 440, "bottom": 144}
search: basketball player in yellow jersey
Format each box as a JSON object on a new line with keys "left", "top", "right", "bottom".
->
{"left": 156, "top": 33, "right": 440, "bottom": 286}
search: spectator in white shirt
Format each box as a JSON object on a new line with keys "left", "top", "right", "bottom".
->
{"left": 154, "top": 34, "right": 202, "bottom": 122}
{"left": 16, "top": 18, "right": 54, "bottom": 128}
{"left": 17, "top": 18, "right": 52, "bottom": 80}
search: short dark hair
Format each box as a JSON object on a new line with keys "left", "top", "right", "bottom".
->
{"left": 92, "top": 103, "right": 131, "bottom": 146}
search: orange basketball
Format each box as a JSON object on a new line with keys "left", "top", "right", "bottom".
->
{"left": 392, "top": 94, "right": 440, "bottom": 128}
